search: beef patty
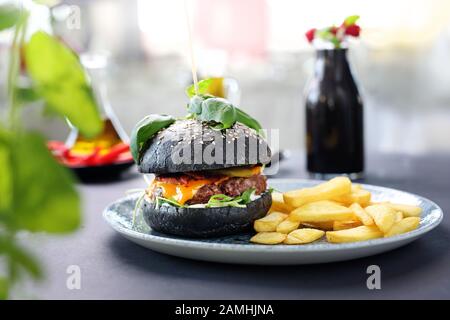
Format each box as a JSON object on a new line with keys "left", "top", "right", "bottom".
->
{"left": 151, "top": 174, "right": 267, "bottom": 205}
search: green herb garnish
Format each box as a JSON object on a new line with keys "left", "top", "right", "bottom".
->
{"left": 268, "top": 187, "right": 279, "bottom": 194}
{"left": 206, "top": 194, "right": 245, "bottom": 208}
{"left": 187, "top": 93, "right": 264, "bottom": 135}
{"left": 205, "top": 188, "right": 256, "bottom": 208}
{"left": 132, "top": 192, "right": 146, "bottom": 228}
{"left": 185, "top": 79, "right": 213, "bottom": 98}
{"left": 130, "top": 114, "right": 176, "bottom": 163}
{"left": 156, "top": 196, "right": 185, "bottom": 208}
{"left": 151, "top": 187, "right": 259, "bottom": 209}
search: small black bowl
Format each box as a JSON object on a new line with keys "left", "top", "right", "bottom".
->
{"left": 70, "top": 160, "right": 135, "bottom": 183}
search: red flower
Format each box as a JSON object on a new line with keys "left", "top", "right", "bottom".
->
{"left": 305, "top": 28, "right": 316, "bottom": 42}
{"left": 330, "top": 26, "right": 338, "bottom": 35}
{"left": 345, "top": 24, "right": 361, "bottom": 37}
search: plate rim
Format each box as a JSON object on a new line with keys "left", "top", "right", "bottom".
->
{"left": 103, "top": 178, "right": 444, "bottom": 252}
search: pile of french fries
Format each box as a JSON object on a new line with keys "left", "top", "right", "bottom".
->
{"left": 250, "top": 177, "right": 422, "bottom": 245}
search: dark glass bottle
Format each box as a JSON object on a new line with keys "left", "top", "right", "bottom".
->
{"left": 305, "top": 48, "right": 364, "bottom": 178}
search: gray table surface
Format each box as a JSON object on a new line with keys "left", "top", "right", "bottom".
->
{"left": 27, "top": 151, "right": 450, "bottom": 299}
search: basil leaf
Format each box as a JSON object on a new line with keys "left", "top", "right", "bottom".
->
{"left": 235, "top": 107, "right": 264, "bottom": 135}
{"left": 185, "top": 79, "right": 213, "bottom": 98}
{"left": 0, "top": 2, "right": 20, "bottom": 31}
{"left": 199, "top": 98, "right": 236, "bottom": 130}
{"left": 130, "top": 114, "right": 175, "bottom": 163}
{"left": 344, "top": 15, "right": 360, "bottom": 27}
{"left": 188, "top": 97, "right": 264, "bottom": 134}
{"left": 25, "top": 31, "right": 103, "bottom": 138}
{"left": 10, "top": 132, "right": 81, "bottom": 233}
{"left": 186, "top": 82, "right": 263, "bottom": 134}
{"left": 187, "top": 95, "right": 207, "bottom": 115}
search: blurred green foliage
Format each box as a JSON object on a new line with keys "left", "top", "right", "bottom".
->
{"left": 0, "top": 0, "right": 103, "bottom": 299}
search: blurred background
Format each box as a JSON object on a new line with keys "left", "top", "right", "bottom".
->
{"left": 2, "top": 0, "right": 450, "bottom": 155}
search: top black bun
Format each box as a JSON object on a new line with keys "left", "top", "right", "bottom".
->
{"left": 138, "top": 120, "right": 271, "bottom": 174}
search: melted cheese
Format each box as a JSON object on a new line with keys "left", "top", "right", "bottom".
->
{"left": 216, "top": 165, "right": 262, "bottom": 177}
{"left": 152, "top": 179, "right": 212, "bottom": 205}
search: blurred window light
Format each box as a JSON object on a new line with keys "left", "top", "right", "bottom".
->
{"left": 137, "top": 0, "right": 191, "bottom": 55}
{"left": 137, "top": 0, "right": 450, "bottom": 56}
{"left": 266, "top": 0, "right": 450, "bottom": 51}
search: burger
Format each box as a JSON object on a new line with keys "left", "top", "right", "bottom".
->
{"left": 130, "top": 80, "right": 272, "bottom": 238}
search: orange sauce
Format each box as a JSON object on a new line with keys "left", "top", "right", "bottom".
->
{"left": 154, "top": 179, "right": 211, "bottom": 205}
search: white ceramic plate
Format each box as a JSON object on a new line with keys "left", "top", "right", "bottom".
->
{"left": 103, "top": 179, "right": 443, "bottom": 265}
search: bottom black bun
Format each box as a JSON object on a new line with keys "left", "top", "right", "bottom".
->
{"left": 142, "top": 192, "right": 272, "bottom": 238}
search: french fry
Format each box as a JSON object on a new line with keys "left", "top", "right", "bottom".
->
{"left": 250, "top": 232, "right": 286, "bottom": 244}
{"left": 276, "top": 218, "right": 300, "bottom": 234}
{"left": 368, "top": 201, "right": 388, "bottom": 206}
{"left": 290, "top": 200, "right": 355, "bottom": 223}
{"left": 386, "top": 203, "right": 422, "bottom": 217}
{"left": 326, "top": 225, "right": 383, "bottom": 243}
{"left": 301, "top": 221, "right": 334, "bottom": 231}
{"left": 349, "top": 203, "right": 374, "bottom": 225}
{"left": 365, "top": 204, "right": 396, "bottom": 233}
{"left": 283, "top": 177, "right": 351, "bottom": 208}
{"left": 251, "top": 177, "right": 423, "bottom": 246}
{"left": 332, "top": 186, "right": 371, "bottom": 207}
{"left": 270, "top": 192, "right": 295, "bottom": 213}
{"left": 284, "top": 229, "right": 324, "bottom": 244}
{"left": 333, "top": 220, "right": 362, "bottom": 231}
{"left": 254, "top": 212, "right": 287, "bottom": 232}
{"left": 385, "top": 217, "right": 420, "bottom": 237}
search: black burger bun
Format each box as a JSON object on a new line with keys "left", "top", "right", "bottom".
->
{"left": 142, "top": 191, "right": 272, "bottom": 238}
{"left": 138, "top": 120, "right": 271, "bottom": 174}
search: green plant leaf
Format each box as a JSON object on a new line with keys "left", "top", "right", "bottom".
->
{"left": 188, "top": 95, "right": 264, "bottom": 134}
{"left": 0, "top": 2, "right": 21, "bottom": 31}
{"left": 0, "top": 237, "right": 42, "bottom": 281}
{"left": 235, "top": 107, "right": 264, "bottom": 135}
{"left": 24, "top": 31, "right": 103, "bottom": 138}
{"left": 156, "top": 197, "right": 184, "bottom": 208}
{"left": 204, "top": 188, "right": 257, "bottom": 208}
{"left": 33, "top": 0, "right": 61, "bottom": 7}
{"left": 344, "top": 15, "right": 360, "bottom": 26}
{"left": 130, "top": 114, "right": 175, "bottom": 163}
{"left": 0, "top": 130, "right": 12, "bottom": 214}
{"left": 10, "top": 132, "right": 81, "bottom": 233}
{"left": 187, "top": 94, "right": 212, "bottom": 114}
{"left": 199, "top": 98, "right": 236, "bottom": 130}
{"left": 238, "top": 187, "right": 256, "bottom": 204}
{"left": 0, "top": 276, "right": 8, "bottom": 300}
{"left": 16, "top": 86, "right": 41, "bottom": 104}
{"left": 185, "top": 79, "right": 213, "bottom": 98}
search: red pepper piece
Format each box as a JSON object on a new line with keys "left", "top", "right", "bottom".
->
{"left": 93, "top": 143, "right": 130, "bottom": 165}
